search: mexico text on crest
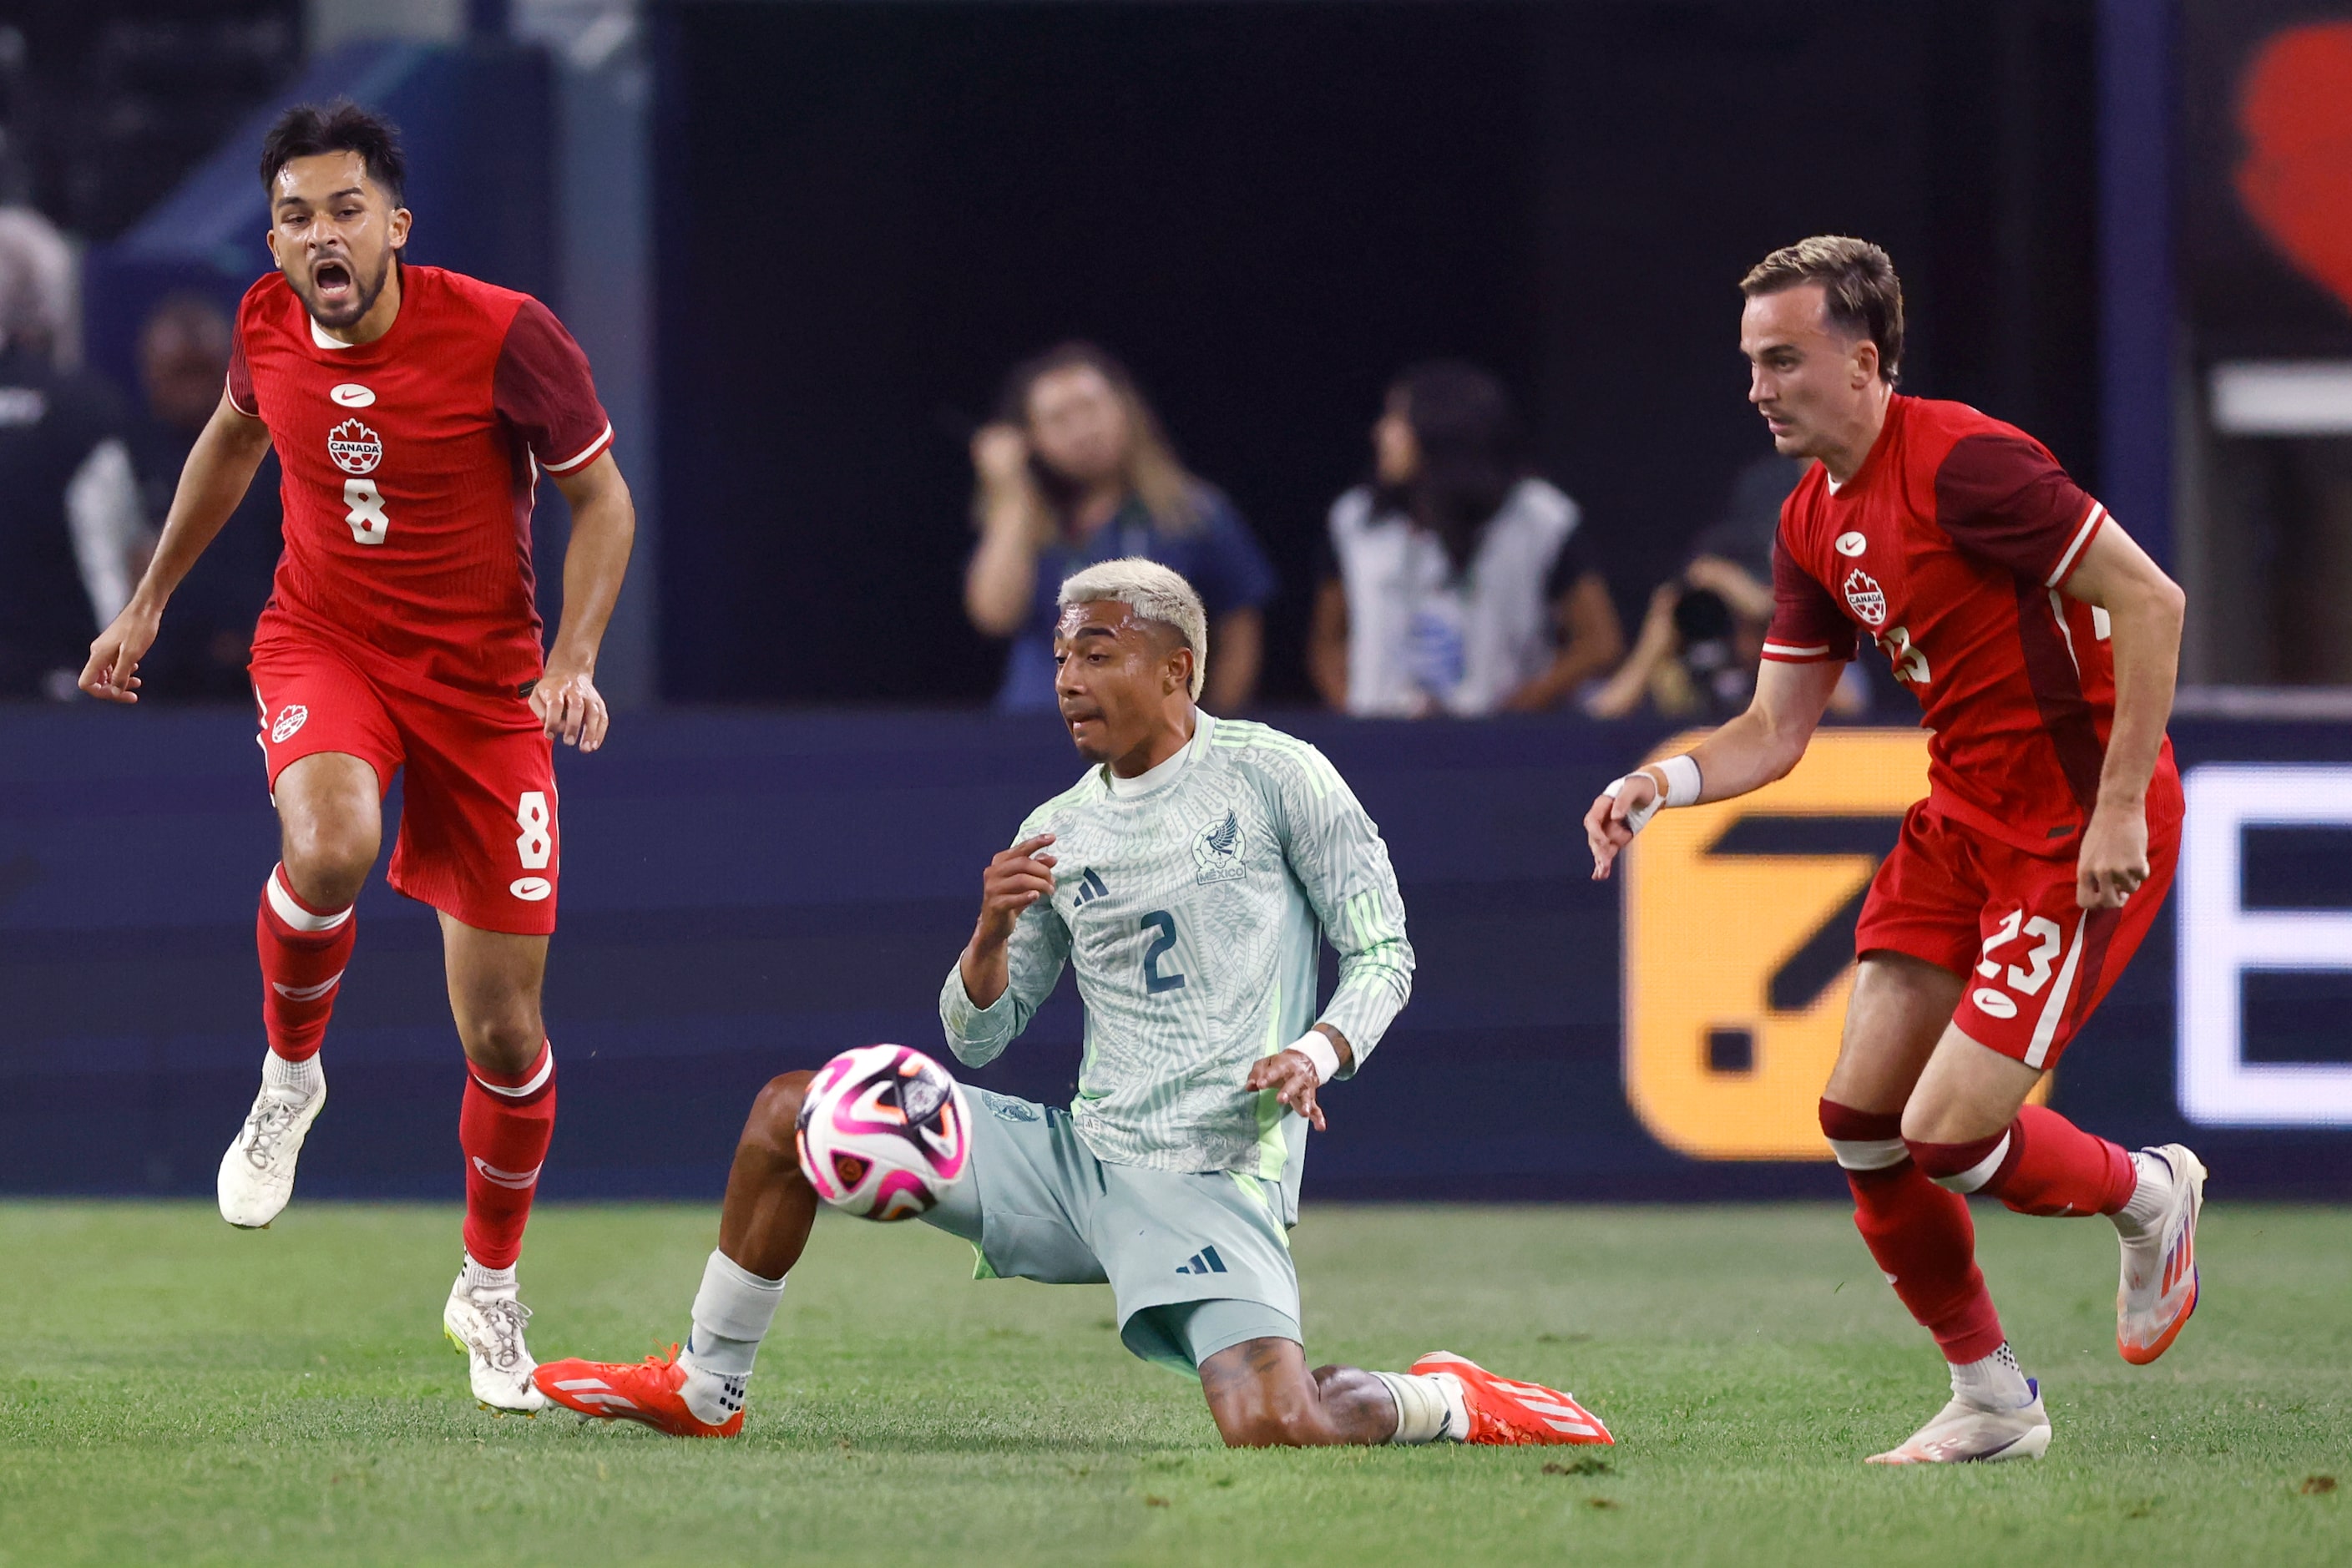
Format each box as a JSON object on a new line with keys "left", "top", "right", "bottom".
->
{"left": 1191, "top": 808, "right": 1247, "bottom": 884}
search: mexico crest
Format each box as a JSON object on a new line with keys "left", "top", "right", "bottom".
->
{"left": 1191, "top": 808, "right": 1247, "bottom": 884}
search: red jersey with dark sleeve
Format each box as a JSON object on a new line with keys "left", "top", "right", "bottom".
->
{"left": 228, "top": 265, "right": 614, "bottom": 693}
{"left": 1762, "top": 394, "right": 2179, "bottom": 855}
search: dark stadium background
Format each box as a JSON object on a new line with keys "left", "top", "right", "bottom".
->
{"left": 6, "top": 0, "right": 2351, "bottom": 1204}
{"left": 653, "top": 0, "right": 2100, "bottom": 706}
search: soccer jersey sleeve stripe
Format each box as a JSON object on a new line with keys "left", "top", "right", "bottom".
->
{"left": 2042, "top": 503, "right": 2107, "bottom": 589}
{"left": 541, "top": 421, "right": 615, "bottom": 474}
{"left": 1761, "top": 640, "right": 1835, "bottom": 660}
{"left": 223, "top": 371, "right": 257, "bottom": 418}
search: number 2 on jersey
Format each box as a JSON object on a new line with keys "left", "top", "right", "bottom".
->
{"left": 1141, "top": 910, "right": 1186, "bottom": 994}
{"left": 343, "top": 478, "right": 389, "bottom": 545}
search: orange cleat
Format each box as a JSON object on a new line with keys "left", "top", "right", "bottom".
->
{"left": 1410, "top": 1351, "right": 1613, "bottom": 1445}
{"left": 531, "top": 1346, "right": 744, "bottom": 1439}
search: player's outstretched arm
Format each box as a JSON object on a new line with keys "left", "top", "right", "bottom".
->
{"left": 536, "top": 452, "right": 635, "bottom": 751}
{"left": 2056, "top": 521, "right": 2184, "bottom": 909}
{"left": 1584, "top": 656, "right": 1844, "bottom": 880}
{"left": 79, "top": 392, "right": 271, "bottom": 702}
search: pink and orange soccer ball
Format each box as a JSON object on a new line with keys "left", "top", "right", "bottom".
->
{"left": 795, "top": 1044, "right": 973, "bottom": 1220}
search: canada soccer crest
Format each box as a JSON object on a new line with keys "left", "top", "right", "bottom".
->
{"left": 271, "top": 704, "right": 309, "bottom": 743}
{"left": 1842, "top": 567, "right": 1888, "bottom": 628}
{"left": 327, "top": 418, "right": 382, "bottom": 475}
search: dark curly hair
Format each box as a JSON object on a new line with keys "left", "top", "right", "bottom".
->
{"left": 259, "top": 101, "right": 407, "bottom": 206}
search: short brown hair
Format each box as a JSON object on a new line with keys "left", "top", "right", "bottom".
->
{"left": 1741, "top": 235, "right": 1904, "bottom": 385}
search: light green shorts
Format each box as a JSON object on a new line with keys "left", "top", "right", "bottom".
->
{"left": 923, "top": 1088, "right": 1302, "bottom": 1374}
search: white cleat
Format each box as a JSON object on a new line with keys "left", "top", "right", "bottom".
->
{"left": 2117, "top": 1144, "right": 2207, "bottom": 1366}
{"left": 1866, "top": 1381, "right": 2051, "bottom": 1464}
{"left": 216, "top": 1068, "right": 326, "bottom": 1228}
{"left": 443, "top": 1277, "right": 549, "bottom": 1414}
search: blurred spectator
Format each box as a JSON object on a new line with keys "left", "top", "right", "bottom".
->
{"left": 964, "top": 341, "right": 1277, "bottom": 712}
{"left": 126, "top": 294, "right": 283, "bottom": 701}
{"left": 1582, "top": 580, "right": 1765, "bottom": 720}
{"left": 1309, "top": 362, "right": 1621, "bottom": 716}
{"left": 0, "top": 208, "right": 145, "bottom": 701}
{"left": 1584, "top": 453, "right": 1869, "bottom": 718}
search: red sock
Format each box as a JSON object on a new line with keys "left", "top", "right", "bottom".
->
{"left": 460, "top": 1041, "right": 557, "bottom": 1269}
{"left": 257, "top": 863, "right": 356, "bottom": 1063}
{"left": 1820, "top": 1099, "right": 2006, "bottom": 1363}
{"left": 1910, "top": 1105, "right": 2136, "bottom": 1218}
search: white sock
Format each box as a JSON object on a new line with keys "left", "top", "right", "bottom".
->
{"left": 1373, "top": 1371, "right": 1469, "bottom": 1444}
{"left": 459, "top": 1252, "right": 517, "bottom": 1297}
{"left": 676, "top": 1353, "right": 748, "bottom": 1426}
{"left": 685, "top": 1249, "right": 786, "bottom": 1378}
{"left": 1949, "top": 1342, "right": 2033, "bottom": 1410}
{"left": 263, "top": 1050, "right": 322, "bottom": 1100}
{"left": 2114, "top": 1151, "right": 2171, "bottom": 1238}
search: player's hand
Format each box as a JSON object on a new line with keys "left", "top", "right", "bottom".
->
{"left": 974, "top": 834, "right": 1057, "bottom": 949}
{"left": 971, "top": 423, "right": 1033, "bottom": 491}
{"left": 2076, "top": 799, "right": 2149, "bottom": 910}
{"left": 79, "top": 598, "right": 163, "bottom": 704}
{"left": 1245, "top": 1049, "right": 1328, "bottom": 1132}
{"left": 531, "top": 661, "right": 609, "bottom": 751}
{"left": 1584, "top": 771, "right": 1657, "bottom": 881}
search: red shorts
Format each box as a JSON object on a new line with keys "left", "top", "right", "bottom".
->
{"left": 250, "top": 630, "right": 559, "bottom": 936}
{"left": 1854, "top": 797, "right": 2180, "bottom": 1070}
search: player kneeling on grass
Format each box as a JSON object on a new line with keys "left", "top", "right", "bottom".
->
{"left": 537, "top": 560, "right": 1610, "bottom": 1449}
{"left": 1587, "top": 237, "right": 2203, "bottom": 1465}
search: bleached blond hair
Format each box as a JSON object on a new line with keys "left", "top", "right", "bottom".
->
{"left": 1057, "top": 558, "right": 1208, "bottom": 700}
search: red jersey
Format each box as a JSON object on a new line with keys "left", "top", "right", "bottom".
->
{"left": 1763, "top": 393, "right": 2177, "bottom": 856}
{"left": 229, "top": 265, "right": 614, "bottom": 693}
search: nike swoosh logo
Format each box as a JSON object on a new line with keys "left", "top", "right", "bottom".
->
{"left": 272, "top": 972, "right": 344, "bottom": 1001}
{"left": 330, "top": 383, "right": 375, "bottom": 407}
{"left": 470, "top": 1157, "right": 543, "bottom": 1190}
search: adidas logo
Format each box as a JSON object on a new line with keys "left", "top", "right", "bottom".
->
{"left": 552, "top": 1376, "right": 640, "bottom": 1411}
{"left": 1175, "top": 1245, "right": 1229, "bottom": 1277}
{"left": 1073, "top": 868, "right": 1110, "bottom": 907}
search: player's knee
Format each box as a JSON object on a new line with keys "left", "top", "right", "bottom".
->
{"left": 1215, "top": 1403, "right": 1323, "bottom": 1449}
{"left": 1899, "top": 1091, "right": 1986, "bottom": 1148}
{"left": 744, "top": 1070, "right": 816, "bottom": 1164}
{"left": 279, "top": 810, "right": 377, "bottom": 907}
{"left": 458, "top": 1012, "right": 543, "bottom": 1077}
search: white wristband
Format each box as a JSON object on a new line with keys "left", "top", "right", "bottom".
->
{"left": 1291, "top": 1030, "right": 1341, "bottom": 1086}
{"left": 1602, "top": 755, "right": 1702, "bottom": 837}
{"left": 1653, "top": 753, "right": 1703, "bottom": 807}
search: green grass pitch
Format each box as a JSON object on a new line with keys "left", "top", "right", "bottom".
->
{"left": 2, "top": 1201, "right": 2344, "bottom": 1567}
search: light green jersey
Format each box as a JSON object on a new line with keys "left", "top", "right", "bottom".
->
{"left": 938, "top": 713, "right": 1413, "bottom": 1218}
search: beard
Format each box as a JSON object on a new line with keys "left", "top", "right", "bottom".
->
{"left": 299, "top": 247, "right": 396, "bottom": 331}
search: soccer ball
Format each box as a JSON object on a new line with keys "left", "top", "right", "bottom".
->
{"left": 795, "top": 1044, "right": 972, "bottom": 1221}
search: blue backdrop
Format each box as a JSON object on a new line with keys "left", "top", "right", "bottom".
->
{"left": 3, "top": 708, "right": 2347, "bottom": 1205}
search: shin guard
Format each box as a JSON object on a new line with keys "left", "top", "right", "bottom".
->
{"left": 459, "top": 1041, "right": 556, "bottom": 1270}
{"left": 257, "top": 864, "right": 355, "bottom": 1063}
{"left": 1821, "top": 1099, "right": 2005, "bottom": 1363}
{"left": 1909, "top": 1105, "right": 2136, "bottom": 1218}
